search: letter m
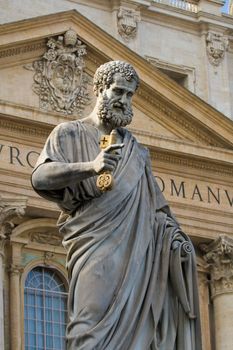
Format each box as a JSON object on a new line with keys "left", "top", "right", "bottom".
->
{"left": 171, "top": 179, "right": 186, "bottom": 198}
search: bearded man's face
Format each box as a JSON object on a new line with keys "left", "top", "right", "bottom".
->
{"left": 97, "top": 73, "right": 136, "bottom": 128}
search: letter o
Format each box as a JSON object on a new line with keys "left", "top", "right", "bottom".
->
{"left": 154, "top": 176, "right": 165, "bottom": 193}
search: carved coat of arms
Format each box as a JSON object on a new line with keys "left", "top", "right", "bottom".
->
{"left": 27, "top": 29, "right": 90, "bottom": 115}
{"left": 206, "top": 32, "right": 229, "bottom": 66}
{"left": 117, "top": 7, "right": 140, "bottom": 41}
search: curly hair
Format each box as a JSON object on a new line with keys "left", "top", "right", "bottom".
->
{"left": 93, "top": 60, "right": 139, "bottom": 96}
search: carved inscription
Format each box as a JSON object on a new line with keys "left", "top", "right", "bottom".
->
{"left": 0, "top": 140, "right": 232, "bottom": 208}
{"left": 0, "top": 142, "right": 39, "bottom": 168}
{"left": 155, "top": 176, "right": 233, "bottom": 208}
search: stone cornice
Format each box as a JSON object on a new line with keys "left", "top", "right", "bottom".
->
{"left": 197, "top": 12, "right": 233, "bottom": 29}
{"left": 201, "top": 235, "right": 233, "bottom": 298}
{"left": 0, "top": 108, "right": 233, "bottom": 178}
{"left": 1, "top": 110, "right": 233, "bottom": 174}
{"left": 131, "top": 126, "right": 233, "bottom": 161}
{"left": 0, "top": 114, "right": 50, "bottom": 140}
{"left": 149, "top": 149, "right": 233, "bottom": 177}
{"left": 134, "top": 89, "right": 227, "bottom": 148}
{"left": 141, "top": 2, "right": 233, "bottom": 34}
{"left": 0, "top": 39, "right": 46, "bottom": 59}
{"left": 67, "top": 0, "right": 112, "bottom": 11}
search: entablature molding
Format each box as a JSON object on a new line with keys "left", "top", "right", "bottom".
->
{"left": 1, "top": 112, "right": 233, "bottom": 178}
{"left": 134, "top": 89, "right": 228, "bottom": 148}
{"left": 149, "top": 148, "right": 233, "bottom": 178}
{"left": 0, "top": 39, "right": 46, "bottom": 69}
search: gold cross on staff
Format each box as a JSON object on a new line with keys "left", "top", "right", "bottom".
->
{"left": 97, "top": 130, "right": 117, "bottom": 192}
{"left": 99, "top": 131, "right": 117, "bottom": 150}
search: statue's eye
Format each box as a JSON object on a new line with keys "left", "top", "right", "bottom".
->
{"left": 114, "top": 88, "right": 123, "bottom": 95}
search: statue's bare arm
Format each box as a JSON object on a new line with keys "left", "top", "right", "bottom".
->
{"left": 32, "top": 144, "right": 123, "bottom": 190}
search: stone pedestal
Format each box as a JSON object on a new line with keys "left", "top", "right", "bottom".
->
{"left": 202, "top": 235, "right": 233, "bottom": 350}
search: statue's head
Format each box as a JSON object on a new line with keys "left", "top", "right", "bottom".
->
{"left": 93, "top": 60, "right": 139, "bottom": 96}
{"left": 93, "top": 61, "right": 139, "bottom": 128}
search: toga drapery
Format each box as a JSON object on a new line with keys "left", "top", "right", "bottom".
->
{"left": 32, "top": 120, "right": 202, "bottom": 350}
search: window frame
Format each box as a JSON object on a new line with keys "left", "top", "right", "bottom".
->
{"left": 21, "top": 261, "right": 68, "bottom": 350}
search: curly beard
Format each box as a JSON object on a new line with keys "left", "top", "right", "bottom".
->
{"left": 97, "top": 94, "right": 133, "bottom": 128}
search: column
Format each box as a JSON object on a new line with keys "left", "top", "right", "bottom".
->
{"left": 202, "top": 235, "right": 233, "bottom": 350}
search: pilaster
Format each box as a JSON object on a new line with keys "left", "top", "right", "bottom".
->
{"left": 202, "top": 235, "right": 233, "bottom": 350}
{"left": 0, "top": 196, "right": 26, "bottom": 350}
{"left": 197, "top": 269, "right": 212, "bottom": 350}
{"left": 0, "top": 234, "right": 6, "bottom": 350}
{"left": 9, "top": 262, "right": 24, "bottom": 350}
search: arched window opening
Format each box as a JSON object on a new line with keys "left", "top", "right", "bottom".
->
{"left": 24, "top": 266, "right": 68, "bottom": 350}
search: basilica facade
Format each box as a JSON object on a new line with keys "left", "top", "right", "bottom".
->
{"left": 0, "top": 1, "right": 233, "bottom": 349}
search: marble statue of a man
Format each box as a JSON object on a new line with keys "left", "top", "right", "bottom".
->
{"left": 32, "top": 61, "right": 202, "bottom": 350}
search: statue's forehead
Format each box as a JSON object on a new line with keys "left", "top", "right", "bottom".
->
{"left": 112, "top": 73, "right": 137, "bottom": 91}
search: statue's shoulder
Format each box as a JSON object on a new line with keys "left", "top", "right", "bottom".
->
{"left": 51, "top": 120, "right": 82, "bottom": 136}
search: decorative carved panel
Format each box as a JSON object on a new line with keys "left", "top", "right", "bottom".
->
{"left": 30, "top": 231, "right": 62, "bottom": 246}
{"left": 0, "top": 196, "right": 25, "bottom": 240}
{"left": 206, "top": 32, "right": 229, "bottom": 66}
{"left": 117, "top": 6, "right": 140, "bottom": 41}
{"left": 201, "top": 235, "right": 233, "bottom": 297}
{"left": 25, "top": 29, "right": 91, "bottom": 115}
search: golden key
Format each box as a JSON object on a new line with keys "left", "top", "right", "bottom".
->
{"left": 96, "top": 129, "right": 117, "bottom": 192}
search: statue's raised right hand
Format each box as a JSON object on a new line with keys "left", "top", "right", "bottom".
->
{"left": 92, "top": 144, "right": 124, "bottom": 174}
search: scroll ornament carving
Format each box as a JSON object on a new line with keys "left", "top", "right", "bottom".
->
{"left": 9, "top": 264, "right": 24, "bottom": 275}
{"left": 117, "top": 7, "right": 141, "bottom": 41}
{"left": 206, "top": 32, "right": 229, "bottom": 66}
{"left": 43, "top": 251, "right": 54, "bottom": 265}
{"left": 26, "top": 29, "right": 90, "bottom": 115}
{"left": 201, "top": 235, "right": 233, "bottom": 298}
{"left": 0, "top": 196, "right": 25, "bottom": 254}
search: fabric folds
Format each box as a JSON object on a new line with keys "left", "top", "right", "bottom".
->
{"left": 33, "top": 120, "right": 202, "bottom": 350}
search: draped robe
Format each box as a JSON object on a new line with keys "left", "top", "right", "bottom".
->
{"left": 32, "top": 120, "right": 202, "bottom": 350}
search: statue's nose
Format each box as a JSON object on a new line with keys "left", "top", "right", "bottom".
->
{"left": 119, "top": 93, "right": 128, "bottom": 105}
